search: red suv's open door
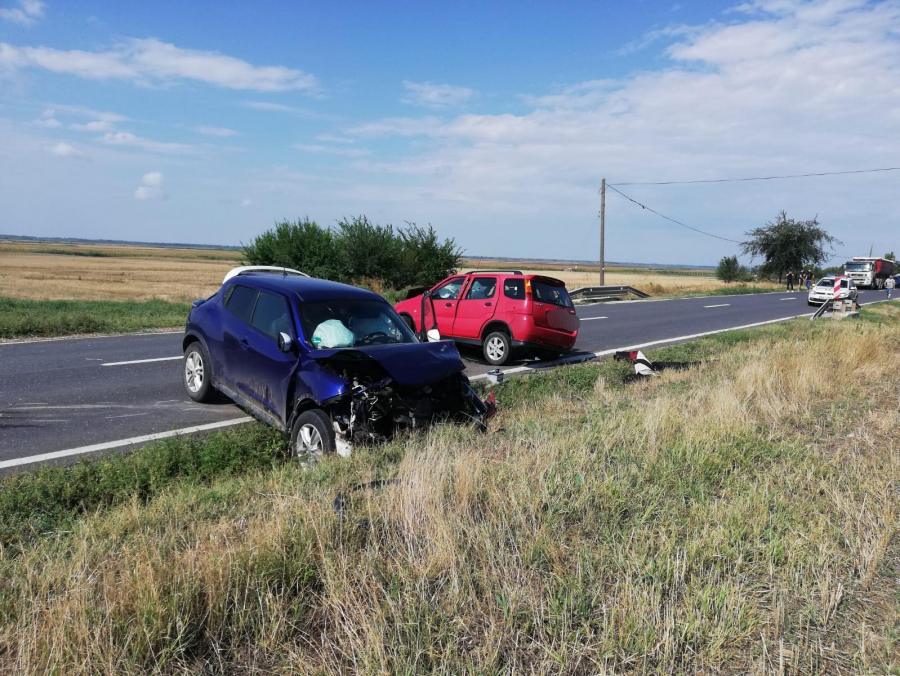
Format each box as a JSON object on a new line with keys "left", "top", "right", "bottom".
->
{"left": 453, "top": 276, "right": 498, "bottom": 338}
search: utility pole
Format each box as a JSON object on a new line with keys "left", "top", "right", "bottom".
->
{"left": 868, "top": 244, "right": 874, "bottom": 257}
{"left": 599, "top": 177, "right": 606, "bottom": 286}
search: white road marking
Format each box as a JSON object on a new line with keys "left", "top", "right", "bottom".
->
{"left": 0, "top": 330, "right": 182, "bottom": 346}
{"left": 580, "top": 316, "right": 608, "bottom": 321}
{"left": 102, "top": 356, "right": 182, "bottom": 367}
{"left": 703, "top": 303, "right": 730, "bottom": 308}
{"left": 0, "top": 417, "right": 254, "bottom": 470}
{"left": 779, "top": 297, "right": 797, "bottom": 301}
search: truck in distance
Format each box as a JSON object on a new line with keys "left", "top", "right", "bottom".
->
{"left": 842, "top": 257, "right": 894, "bottom": 289}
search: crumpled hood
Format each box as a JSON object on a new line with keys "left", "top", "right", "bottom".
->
{"left": 312, "top": 340, "right": 466, "bottom": 387}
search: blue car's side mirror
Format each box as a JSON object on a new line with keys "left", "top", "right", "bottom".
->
{"left": 277, "top": 332, "right": 293, "bottom": 353}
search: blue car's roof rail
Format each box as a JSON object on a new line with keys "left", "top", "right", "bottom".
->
{"left": 223, "top": 266, "right": 309, "bottom": 283}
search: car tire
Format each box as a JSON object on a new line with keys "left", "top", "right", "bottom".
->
{"left": 401, "top": 313, "right": 416, "bottom": 332}
{"left": 483, "top": 331, "right": 511, "bottom": 366}
{"left": 291, "top": 409, "right": 336, "bottom": 466}
{"left": 183, "top": 341, "right": 215, "bottom": 403}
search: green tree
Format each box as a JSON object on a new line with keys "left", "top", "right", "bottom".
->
{"left": 398, "top": 223, "right": 463, "bottom": 288}
{"left": 715, "top": 255, "right": 741, "bottom": 283}
{"left": 741, "top": 211, "right": 840, "bottom": 282}
{"left": 885, "top": 252, "right": 896, "bottom": 261}
{"left": 241, "top": 215, "right": 463, "bottom": 292}
{"left": 241, "top": 218, "right": 338, "bottom": 280}
{"left": 334, "top": 216, "right": 404, "bottom": 287}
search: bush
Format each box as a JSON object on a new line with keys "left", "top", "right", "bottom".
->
{"left": 241, "top": 218, "right": 339, "bottom": 281}
{"left": 242, "top": 216, "right": 462, "bottom": 292}
{"left": 716, "top": 255, "right": 741, "bottom": 283}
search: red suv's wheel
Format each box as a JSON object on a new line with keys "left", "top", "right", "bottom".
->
{"left": 483, "top": 331, "right": 511, "bottom": 366}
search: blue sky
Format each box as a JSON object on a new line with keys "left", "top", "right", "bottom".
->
{"left": 1, "top": 0, "right": 898, "bottom": 265}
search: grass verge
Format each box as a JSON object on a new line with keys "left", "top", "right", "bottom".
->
{"left": 0, "top": 297, "right": 190, "bottom": 338}
{"left": 1, "top": 303, "right": 899, "bottom": 673}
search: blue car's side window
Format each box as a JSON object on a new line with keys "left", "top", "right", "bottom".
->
{"left": 225, "top": 284, "right": 259, "bottom": 323}
{"left": 251, "top": 291, "right": 292, "bottom": 339}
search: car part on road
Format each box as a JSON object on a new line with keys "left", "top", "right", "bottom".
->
{"left": 333, "top": 478, "right": 397, "bottom": 520}
{"left": 614, "top": 349, "right": 705, "bottom": 382}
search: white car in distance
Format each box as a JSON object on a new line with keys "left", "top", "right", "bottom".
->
{"left": 808, "top": 276, "right": 858, "bottom": 306}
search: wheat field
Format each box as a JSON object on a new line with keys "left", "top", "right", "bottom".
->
{"left": 0, "top": 242, "right": 239, "bottom": 302}
{"left": 0, "top": 242, "right": 775, "bottom": 302}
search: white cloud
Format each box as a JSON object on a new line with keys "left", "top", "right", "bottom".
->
{"left": 401, "top": 80, "right": 474, "bottom": 108}
{"left": 292, "top": 143, "right": 370, "bottom": 157}
{"left": 239, "top": 100, "right": 340, "bottom": 121}
{"left": 50, "top": 104, "right": 127, "bottom": 122}
{"left": 0, "top": 0, "right": 45, "bottom": 27}
{"left": 240, "top": 198, "right": 252, "bottom": 207}
{"left": 241, "top": 100, "right": 296, "bottom": 112}
{"left": 44, "top": 141, "right": 83, "bottom": 158}
{"left": 70, "top": 119, "right": 114, "bottom": 132}
{"left": 0, "top": 37, "right": 318, "bottom": 91}
{"left": 142, "top": 171, "right": 163, "bottom": 186}
{"left": 346, "top": 116, "right": 446, "bottom": 137}
{"left": 134, "top": 171, "right": 166, "bottom": 200}
{"left": 30, "top": 116, "right": 61, "bottom": 128}
{"left": 314, "top": 133, "right": 355, "bottom": 144}
{"left": 194, "top": 125, "right": 238, "bottom": 137}
{"left": 340, "top": 0, "right": 900, "bottom": 262}
{"left": 100, "top": 131, "right": 196, "bottom": 154}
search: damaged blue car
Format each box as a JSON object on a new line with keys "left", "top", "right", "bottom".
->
{"left": 182, "top": 267, "right": 492, "bottom": 462}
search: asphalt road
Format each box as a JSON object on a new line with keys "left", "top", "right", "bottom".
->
{"left": 1, "top": 289, "right": 890, "bottom": 468}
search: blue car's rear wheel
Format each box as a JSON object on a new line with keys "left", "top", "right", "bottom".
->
{"left": 291, "top": 409, "right": 336, "bottom": 466}
{"left": 183, "top": 341, "right": 215, "bottom": 403}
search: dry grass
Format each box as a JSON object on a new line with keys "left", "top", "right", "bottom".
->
{"left": 1, "top": 304, "right": 899, "bottom": 674}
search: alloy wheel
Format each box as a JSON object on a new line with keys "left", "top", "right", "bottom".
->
{"left": 295, "top": 423, "right": 323, "bottom": 457}
{"left": 486, "top": 336, "right": 506, "bottom": 361}
{"left": 185, "top": 352, "right": 204, "bottom": 392}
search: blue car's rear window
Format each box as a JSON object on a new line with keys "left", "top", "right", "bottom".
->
{"left": 225, "top": 284, "right": 258, "bottom": 323}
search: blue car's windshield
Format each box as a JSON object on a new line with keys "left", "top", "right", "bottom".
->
{"left": 300, "top": 298, "right": 418, "bottom": 349}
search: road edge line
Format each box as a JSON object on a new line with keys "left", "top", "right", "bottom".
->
{"left": 0, "top": 417, "right": 254, "bottom": 470}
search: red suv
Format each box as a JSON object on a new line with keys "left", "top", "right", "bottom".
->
{"left": 394, "top": 270, "right": 580, "bottom": 365}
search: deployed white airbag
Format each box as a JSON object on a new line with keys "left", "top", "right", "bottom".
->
{"left": 311, "top": 319, "right": 355, "bottom": 349}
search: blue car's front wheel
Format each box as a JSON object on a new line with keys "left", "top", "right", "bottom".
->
{"left": 291, "top": 409, "right": 336, "bottom": 466}
{"left": 183, "top": 341, "right": 215, "bottom": 403}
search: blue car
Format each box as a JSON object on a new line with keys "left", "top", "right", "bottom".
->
{"left": 183, "top": 267, "right": 491, "bottom": 462}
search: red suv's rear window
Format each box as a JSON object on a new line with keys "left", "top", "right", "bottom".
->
{"left": 532, "top": 281, "right": 573, "bottom": 308}
{"left": 503, "top": 279, "right": 526, "bottom": 299}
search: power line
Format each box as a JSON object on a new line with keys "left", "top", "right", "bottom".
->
{"left": 605, "top": 183, "right": 743, "bottom": 244}
{"left": 610, "top": 166, "right": 900, "bottom": 187}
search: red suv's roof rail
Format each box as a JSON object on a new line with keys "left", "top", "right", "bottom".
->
{"left": 465, "top": 269, "right": 523, "bottom": 275}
